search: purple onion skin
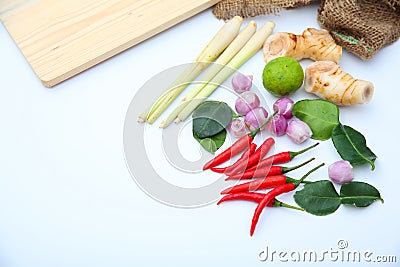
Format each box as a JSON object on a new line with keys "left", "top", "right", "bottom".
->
{"left": 286, "top": 120, "right": 312, "bottom": 144}
{"left": 266, "top": 114, "right": 287, "bottom": 136}
{"left": 229, "top": 119, "right": 247, "bottom": 138}
{"left": 273, "top": 97, "right": 294, "bottom": 119}
{"left": 244, "top": 107, "right": 269, "bottom": 132}
{"left": 235, "top": 91, "right": 261, "bottom": 115}
{"left": 328, "top": 160, "right": 354, "bottom": 184}
{"left": 232, "top": 73, "right": 253, "bottom": 93}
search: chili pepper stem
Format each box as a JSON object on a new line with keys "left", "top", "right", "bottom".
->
{"left": 248, "top": 110, "right": 278, "bottom": 138}
{"left": 289, "top": 142, "right": 320, "bottom": 159}
{"left": 273, "top": 199, "right": 304, "bottom": 211}
{"left": 285, "top": 177, "right": 312, "bottom": 184}
{"left": 281, "top": 157, "right": 315, "bottom": 174}
{"left": 293, "top": 163, "right": 325, "bottom": 187}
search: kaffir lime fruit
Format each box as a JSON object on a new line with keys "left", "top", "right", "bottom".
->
{"left": 262, "top": 57, "right": 304, "bottom": 97}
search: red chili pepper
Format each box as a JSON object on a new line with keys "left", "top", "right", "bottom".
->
{"left": 221, "top": 175, "right": 313, "bottom": 195}
{"left": 203, "top": 114, "right": 275, "bottom": 170}
{"left": 222, "top": 161, "right": 321, "bottom": 194}
{"left": 226, "top": 165, "right": 283, "bottom": 180}
{"left": 250, "top": 163, "right": 324, "bottom": 236}
{"left": 217, "top": 192, "right": 265, "bottom": 204}
{"left": 203, "top": 134, "right": 252, "bottom": 170}
{"left": 221, "top": 175, "right": 290, "bottom": 194}
{"left": 225, "top": 137, "right": 275, "bottom": 176}
{"left": 243, "top": 143, "right": 319, "bottom": 172}
{"left": 226, "top": 157, "right": 315, "bottom": 180}
{"left": 210, "top": 143, "right": 257, "bottom": 173}
{"left": 250, "top": 183, "right": 296, "bottom": 236}
{"left": 217, "top": 192, "right": 303, "bottom": 211}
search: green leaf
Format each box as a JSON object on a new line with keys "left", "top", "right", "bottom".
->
{"left": 340, "top": 182, "right": 383, "bottom": 207}
{"left": 332, "top": 124, "right": 377, "bottom": 170}
{"left": 294, "top": 180, "right": 384, "bottom": 216}
{"left": 193, "top": 130, "right": 226, "bottom": 154}
{"left": 292, "top": 99, "right": 340, "bottom": 140}
{"left": 294, "top": 180, "right": 341, "bottom": 216}
{"left": 192, "top": 101, "right": 232, "bottom": 139}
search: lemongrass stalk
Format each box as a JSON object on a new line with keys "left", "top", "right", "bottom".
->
{"left": 176, "top": 21, "right": 275, "bottom": 123}
{"left": 137, "top": 92, "right": 170, "bottom": 122}
{"left": 160, "top": 21, "right": 257, "bottom": 128}
{"left": 139, "top": 16, "right": 243, "bottom": 124}
{"left": 137, "top": 50, "right": 207, "bottom": 123}
{"left": 141, "top": 63, "right": 203, "bottom": 122}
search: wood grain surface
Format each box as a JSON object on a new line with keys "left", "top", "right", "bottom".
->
{"left": 1, "top": 0, "right": 220, "bottom": 87}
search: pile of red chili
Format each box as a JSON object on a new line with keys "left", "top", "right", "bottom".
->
{"left": 203, "top": 125, "right": 323, "bottom": 236}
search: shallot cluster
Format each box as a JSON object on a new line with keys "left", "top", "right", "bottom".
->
{"left": 229, "top": 73, "right": 269, "bottom": 137}
{"left": 266, "top": 97, "right": 312, "bottom": 144}
{"left": 229, "top": 73, "right": 312, "bottom": 144}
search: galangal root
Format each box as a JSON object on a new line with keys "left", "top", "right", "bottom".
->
{"left": 263, "top": 28, "right": 342, "bottom": 63}
{"left": 305, "top": 61, "right": 374, "bottom": 105}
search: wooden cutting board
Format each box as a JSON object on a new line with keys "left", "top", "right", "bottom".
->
{"left": 0, "top": 0, "right": 220, "bottom": 87}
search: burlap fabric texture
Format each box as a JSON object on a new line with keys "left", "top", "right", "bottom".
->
{"left": 213, "top": 0, "right": 400, "bottom": 59}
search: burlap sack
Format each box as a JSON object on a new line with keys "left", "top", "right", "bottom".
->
{"left": 318, "top": 0, "right": 400, "bottom": 59}
{"left": 213, "top": 0, "right": 400, "bottom": 60}
{"left": 213, "top": 0, "right": 318, "bottom": 19}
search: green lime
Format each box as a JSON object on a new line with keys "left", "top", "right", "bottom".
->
{"left": 262, "top": 57, "right": 304, "bottom": 97}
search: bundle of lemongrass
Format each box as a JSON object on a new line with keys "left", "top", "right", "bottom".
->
{"left": 138, "top": 17, "right": 275, "bottom": 128}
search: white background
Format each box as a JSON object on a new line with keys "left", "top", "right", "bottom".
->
{"left": 1, "top": 3, "right": 400, "bottom": 266}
